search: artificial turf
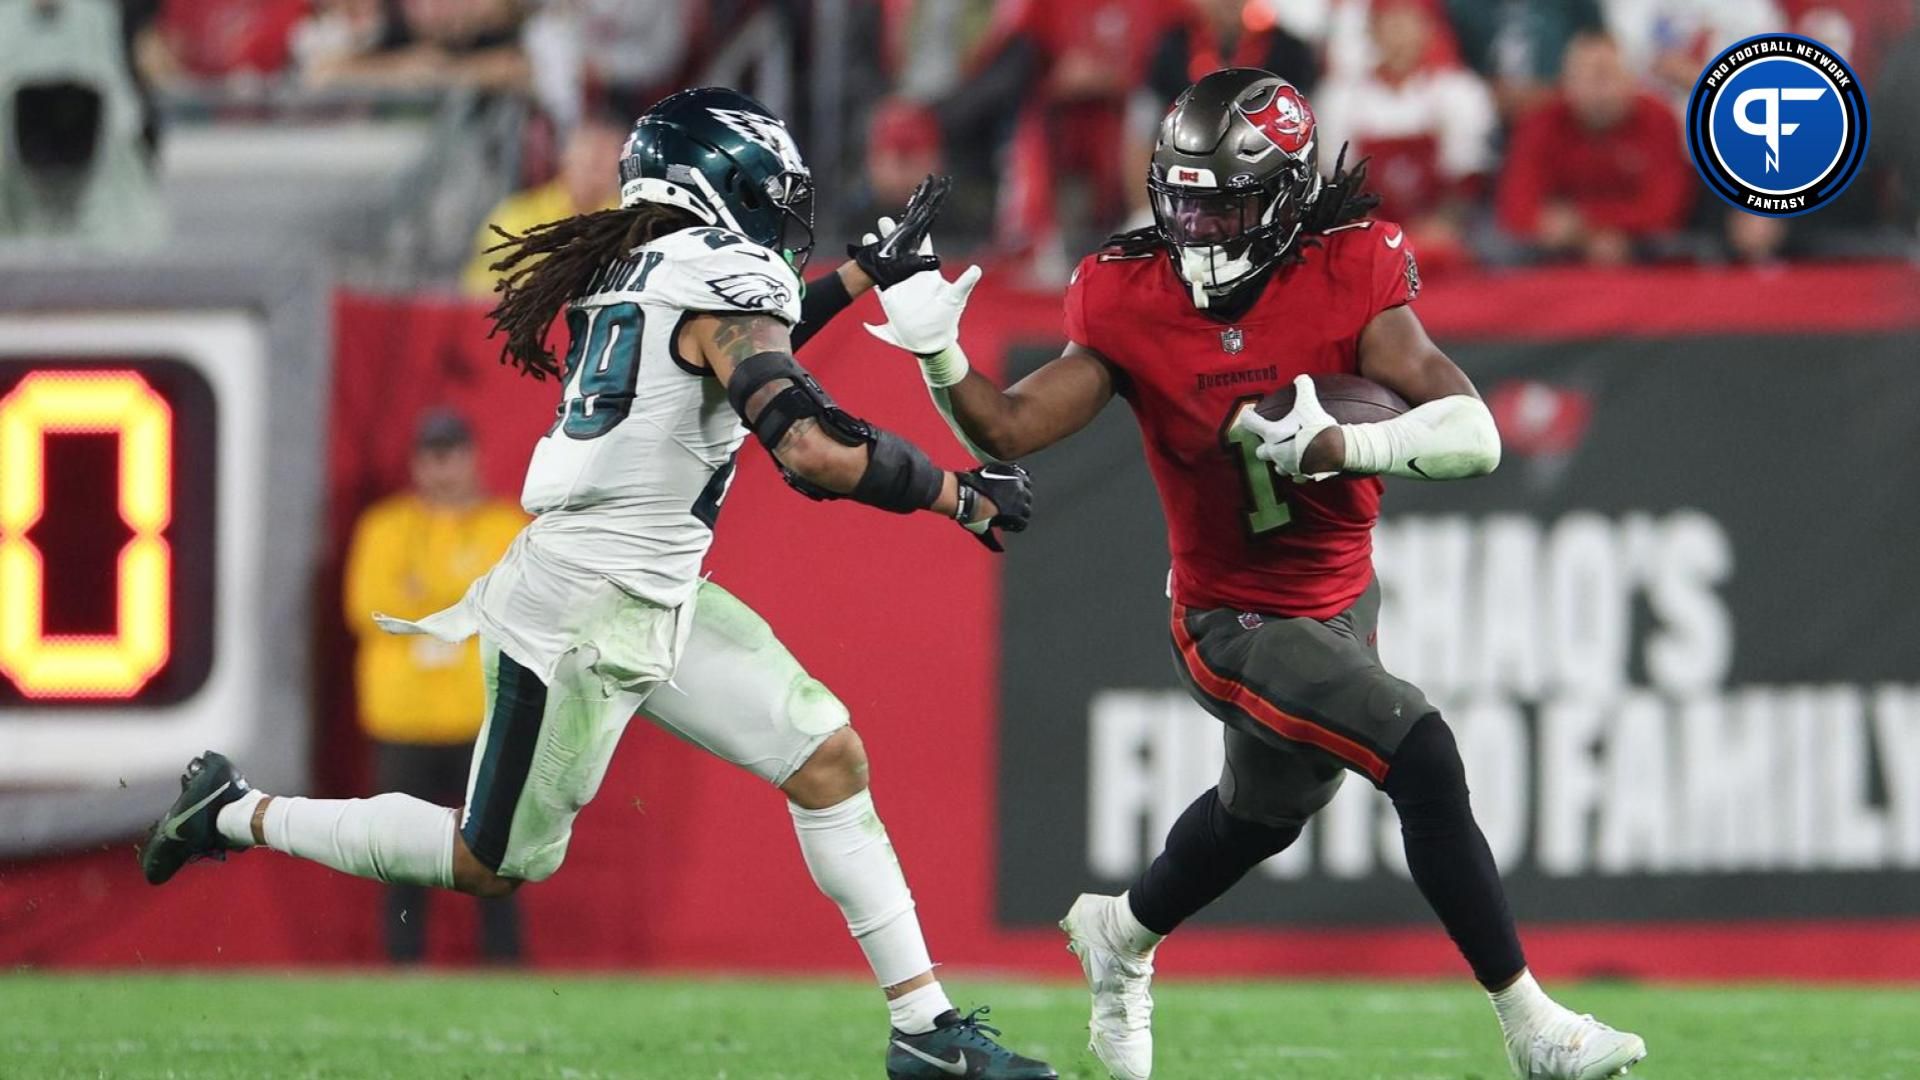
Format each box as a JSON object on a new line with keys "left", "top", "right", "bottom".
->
{"left": 1, "top": 972, "right": 1913, "bottom": 1078}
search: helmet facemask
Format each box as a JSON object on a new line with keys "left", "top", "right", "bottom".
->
{"left": 750, "top": 169, "right": 815, "bottom": 273}
{"left": 1149, "top": 161, "right": 1318, "bottom": 308}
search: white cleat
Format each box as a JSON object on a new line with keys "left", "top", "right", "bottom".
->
{"left": 1507, "top": 1010, "right": 1647, "bottom": 1080}
{"left": 1060, "top": 893, "right": 1155, "bottom": 1080}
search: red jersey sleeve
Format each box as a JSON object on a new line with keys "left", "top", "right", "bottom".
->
{"left": 1064, "top": 253, "right": 1101, "bottom": 349}
{"left": 1366, "top": 219, "right": 1421, "bottom": 318}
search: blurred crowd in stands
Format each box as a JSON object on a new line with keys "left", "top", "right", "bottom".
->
{"left": 3, "top": 0, "right": 1916, "bottom": 282}
{"left": 884, "top": 0, "right": 1918, "bottom": 279}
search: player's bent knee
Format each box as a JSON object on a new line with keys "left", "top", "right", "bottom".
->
{"left": 451, "top": 833, "right": 527, "bottom": 898}
{"left": 1220, "top": 733, "right": 1347, "bottom": 828}
{"left": 1383, "top": 714, "right": 1471, "bottom": 831}
{"left": 1213, "top": 800, "right": 1307, "bottom": 862}
{"left": 804, "top": 727, "right": 868, "bottom": 780}
{"left": 1220, "top": 784, "right": 1335, "bottom": 831}
{"left": 783, "top": 727, "right": 869, "bottom": 809}
{"left": 1385, "top": 713, "right": 1465, "bottom": 791}
{"left": 470, "top": 872, "right": 524, "bottom": 899}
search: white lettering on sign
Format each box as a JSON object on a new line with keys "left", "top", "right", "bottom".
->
{"left": 1084, "top": 512, "right": 1918, "bottom": 881}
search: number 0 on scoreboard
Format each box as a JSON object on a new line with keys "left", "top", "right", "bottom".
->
{"left": 0, "top": 361, "right": 215, "bottom": 706}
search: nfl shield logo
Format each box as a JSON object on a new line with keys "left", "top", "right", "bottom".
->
{"left": 1221, "top": 327, "right": 1244, "bottom": 354}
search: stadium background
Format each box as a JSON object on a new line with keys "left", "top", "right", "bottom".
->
{"left": 2, "top": 0, "right": 1919, "bottom": 992}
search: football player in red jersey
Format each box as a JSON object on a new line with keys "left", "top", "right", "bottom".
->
{"left": 865, "top": 70, "right": 1647, "bottom": 1080}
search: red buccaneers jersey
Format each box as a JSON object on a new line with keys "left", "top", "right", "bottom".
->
{"left": 1064, "top": 220, "right": 1421, "bottom": 620}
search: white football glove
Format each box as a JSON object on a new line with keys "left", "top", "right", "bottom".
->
{"left": 1234, "top": 374, "right": 1340, "bottom": 481}
{"left": 863, "top": 249, "right": 983, "bottom": 358}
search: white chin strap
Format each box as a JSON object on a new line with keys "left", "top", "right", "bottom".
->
{"left": 1177, "top": 245, "right": 1258, "bottom": 309}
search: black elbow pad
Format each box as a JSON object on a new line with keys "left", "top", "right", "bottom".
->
{"left": 727, "top": 351, "right": 806, "bottom": 445}
{"left": 728, "top": 351, "right": 868, "bottom": 451}
{"left": 850, "top": 430, "right": 943, "bottom": 513}
{"left": 778, "top": 425, "right": 940, "bottom": 512}
{"left": 728, "top": 350, "right": 939, "bottom": 513}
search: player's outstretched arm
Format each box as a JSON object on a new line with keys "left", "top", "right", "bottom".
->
{"left": 686, "top": 311, "right": 1033, "bottom": 549}
{"left": 864, "top": 257, "right": 1118, "bottom": 461}
{"left": 937, "top": 346, "right": 1118, "bottom": 461}
{"left": 1243, "top": 306, "right": 1501, "bottom": 482}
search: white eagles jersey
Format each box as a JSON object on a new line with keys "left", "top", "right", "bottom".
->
{"left": 518, "top": 226, "right": 803, "bottom": 608}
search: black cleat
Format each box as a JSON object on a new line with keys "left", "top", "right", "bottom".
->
{"left": 138, "top": 752, "right": 250, "bottom": 885}
{"left": 887, "top": 1007, "right": 1058, "bottom": 1079}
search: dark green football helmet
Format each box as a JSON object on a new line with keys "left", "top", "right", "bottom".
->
{"left": 618, "top": 87, "right": 815, "bottom": 268}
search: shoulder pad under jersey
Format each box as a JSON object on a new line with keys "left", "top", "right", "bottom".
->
{"left": 639, "top": 227, "right": 804, "bottom": 325}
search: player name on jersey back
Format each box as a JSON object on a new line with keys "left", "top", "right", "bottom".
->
{"left": 516, "top": 227, "right": 803, "bottom": 608}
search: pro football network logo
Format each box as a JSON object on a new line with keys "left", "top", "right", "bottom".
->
{"left": 1685, "top": 33, "right": 1869, "bottom": 217}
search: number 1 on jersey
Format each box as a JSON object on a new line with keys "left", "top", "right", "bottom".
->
{"left": 1221, "top": 398, "right": 1293, "bottom": 534}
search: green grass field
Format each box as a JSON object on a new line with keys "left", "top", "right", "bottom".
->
{"left": 1, "top": 973, "right": 1914, "bottom": 1079}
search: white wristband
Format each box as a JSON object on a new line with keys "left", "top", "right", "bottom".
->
{"left": 917, "top": 344, "right": 970, "bottom": 388}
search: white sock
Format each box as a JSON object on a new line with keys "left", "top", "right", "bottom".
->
{"left": 1114, "top": 891, "right": 1166, "bottom": 955}
{"left": 224, "top": 792, "right": 456, "bottom": 888}
{"left": 887, "top": 980, "right": 954, "bottom": 1036}
{"left": 216, "top": 790, "right": 266, "bottom": 847}
{"left": 1488, "top": 969, "right": 1561, "bottom": 1040}
{"left": 789, "top": 789, "right": 948, "bottom": 1018}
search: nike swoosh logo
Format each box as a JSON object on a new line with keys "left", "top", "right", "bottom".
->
{"left": 160, "top": 781, "right": 231, "bottom": 841}
{"left": 892, "top": 1040, "right": 969, "bottom": 1075}
{"left": 1407, "top": 457, "right": 1433, "bottom": 479}
{"left": 1384, "top": 230, "right": 1404, "bottom": 249}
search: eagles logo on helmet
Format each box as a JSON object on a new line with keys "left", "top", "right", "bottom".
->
{"left": 617, "top": 88, "right": 816, "bottom": 270}
{"left": 707, "top": 106, "right": 807, "bottom": 174}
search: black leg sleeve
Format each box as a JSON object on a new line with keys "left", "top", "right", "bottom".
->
{"left": 1126, "top": 787, "right": 1302, "bottom": 936}
{"left": 1384, "top": 714, "right": 1527, "bottom": 989}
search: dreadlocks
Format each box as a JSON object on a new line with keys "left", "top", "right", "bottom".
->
{"left": 485, "top": 203, "right": 700, "bottom": 380}
{"left": 1102, "top": 142, "right": 1381, "bottom": 267}
{"left": 1293, "top": 144, "right": 1381, "bottom": 256}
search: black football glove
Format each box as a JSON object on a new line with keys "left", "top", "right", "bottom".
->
{"left": 848, "top": 174, "right": 951, "bottom": 289}
{"left": 954, "top": 462, "right": 1032, "bottom": 552}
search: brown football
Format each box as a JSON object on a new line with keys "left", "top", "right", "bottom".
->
{"left": 1255, "top": 373, "right": 1408, "bottom": 424}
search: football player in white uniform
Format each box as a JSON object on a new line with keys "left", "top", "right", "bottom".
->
{"left": 140, "top": 88, "right": 1055, "bottom": 1080}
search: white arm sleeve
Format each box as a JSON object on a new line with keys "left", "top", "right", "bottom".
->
{"left": 1338, "top": 394, "right": 1501, "bottom": 479}
{"left": 928, "top": 385, "right": 1004, "bottom": 465}
{"left": 916, "top": 344, "right": 1004, "bottom": 463}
